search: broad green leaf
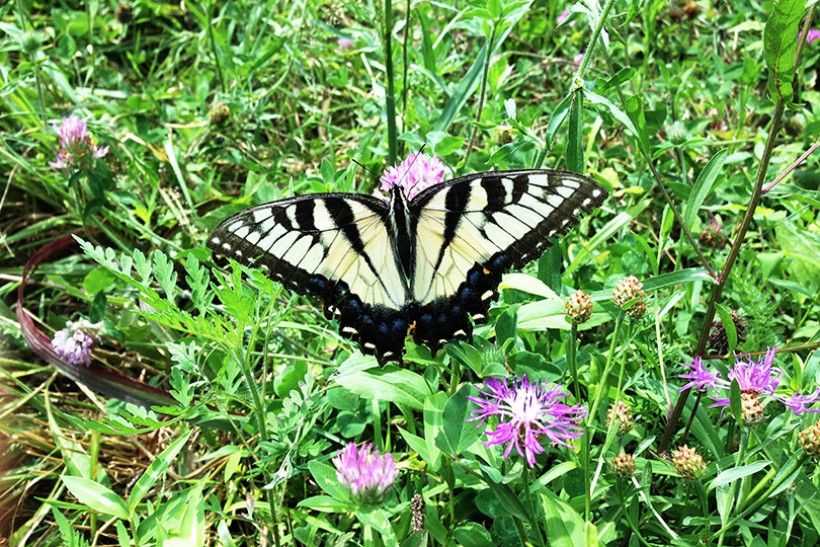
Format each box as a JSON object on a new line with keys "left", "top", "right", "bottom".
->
{"left": 624, "top": 95, "right": 650, "bottom": 154}
{"left": 566, "top": 89, "right": 584, "bottom": 172}
{"left": 709, "top": 461, "right": 771, "bottom": 491}
{"left": 682, "top": 149, "right": 727, "bottom": 231}
{"left": 356, "top": 508, "right": 399, "bottom": 547}
{"left": 161, "top": 484, "right": 206, "bottom": 547}
{"left": 453, "top": 522, "right": 495, "bottom": 547}
{"left": 764, "top": 0, "right": 806, "bottom": 100}
{"left": 539, "top": 489, "right": 586, "bottom": 547}
{"left": 423, "top": 392, "right": 447, "bottom": 470}
{"left": 61, "top": 476, "right": 129, "bottom": 520}
{"left": 546, "top": 92, "right": 573, "bottom": 147}
{"left": 128, "top": 429, "right": 192, "bottom": 512}
{"left": 585, "top": 89, "right": 641, "bottom": 140}
{"left": 436, "top": 385, "right": 482, "bottom": 455}
{"left": 333, "top": 355, "right": 432, "bottom": 410}
{"left": 479, "top": 469, "right": 536, "bottom": 528}
{"left": 308, "top": 461, "right": 351, "bottom": 503}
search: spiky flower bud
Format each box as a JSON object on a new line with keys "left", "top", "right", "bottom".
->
{"left": 565, "top": 290, "right": 593, "bottom": 324}
{"left": 672, "top": 445, "right": 706, "bottom": 480}
{"left": 495, "top": 125, "right": 514, "bottom": 145}
{"left": 611, "top": 453, "right": 637, "bottom": 477}
{"left": 411, "top": 493, "right": 425, "bottom": 532}
{"left": 707, "top": 310, "right": 746, "bottom": 355}
{"left": 321, "top": 0, "right": 345, "bottom": 27}
{"left": 209, "top": 103, "right": 231, "bottom": 125}
{"left": 667, "top": 120, "right": 687, "bottom": 145}
{"left": 741, "top": 390, "right": 765, "bottom": 424}
{"left": 699, "top": 216, "right": 726, "bottom": 249}
{"left": 612, "top": 276, "right": 646, "bottom": 318}
{"left": 607, "top": 400, "right": 634, "bottom": 433}
{"left": 798, "top": 421, "right": 820, "bottom": 457}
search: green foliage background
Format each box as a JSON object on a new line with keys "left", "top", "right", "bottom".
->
{"left": 1, "top": 0, "right": 818, "bottom": 545}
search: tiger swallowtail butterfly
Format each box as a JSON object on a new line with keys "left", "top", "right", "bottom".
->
{"left": 209, "top": 169, "right": 606, "bottom": 363}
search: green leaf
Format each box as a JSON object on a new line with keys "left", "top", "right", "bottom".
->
{"left": 682, "top": 149, "right": 727, "bottom": 231}
{"left": 61, "top": 476, "right": 129, "bottom": 520}
{"left": 624, "top": 95, "right": 650, "bottom": 154}
{"left": 729, "top": 379, "right": 743, "bottom": 425}
{"left": 433, "top": 43, "right": 487, "bottom": 133}
{"left": 356, "top": 508, "right": 399, "bottom": 546}
{"left": 714, "top": 303, "right": 738, "bottom": 352}
{"left": 539, "top": 489, "right": 586, "bottom": 547}
{"left": 453, "top": 522, "right": 495, "bottom": 547}
{"left": 566, "top": 89, "right": 584, "bottom": 172}
{"left": 764, "top": 0, "right": 806, "bottom": 100}
{"left": 494, "top": 307, "right": 517, "bottom": 345}
{"left": 584, "top": 89, "right": 641, "bottom": 140}
{"left": 128, "top": 429, "right": 192, "bottom": 512}
{"left": 436, "top": 385, "right": 482, "bottom": 455}
{"left": 308, "top": 461, "right": 351, "bottom": 503}
{"left": 333, "top": 355, "right": 433, "bottom": 410}
{"left": 709, "top": 461, "right": 771, "bottom": 490}
{"left": 546, "top": 92, "right": 573, "bottom": 146}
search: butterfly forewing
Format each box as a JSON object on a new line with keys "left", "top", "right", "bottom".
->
{"left": 406, "top": 170, "right": 607, "bottom": 350}
{"left": 209, "top": 194, "right": 412, "bottom": 360}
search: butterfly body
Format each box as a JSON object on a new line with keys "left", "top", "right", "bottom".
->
{"left": 209, "top": 169, "right": 606, "bottom": 363}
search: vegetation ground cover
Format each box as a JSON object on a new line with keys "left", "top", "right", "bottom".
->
{"left": 1, "top": 0, "right": 819, "bottom": 545}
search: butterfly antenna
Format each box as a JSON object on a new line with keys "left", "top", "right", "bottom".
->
{"left": 396, "top": 143, "right": 427, "bottom": 187}
{"left": 351, "top": 158, "right": 378, "bottom": 177}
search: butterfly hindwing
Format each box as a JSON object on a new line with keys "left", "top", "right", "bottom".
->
{"left": 408, "top": 169, "right": 607, "bottom": 350}
{"left": 208, "top": 194, "right": 411, "bottom": 361}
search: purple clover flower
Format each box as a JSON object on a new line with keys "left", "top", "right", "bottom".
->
{"left": 332, "top": 442, "right": 398, "bottom": 502}
{"left": 572, "top": 52, "right": 585, "bottom": 70}
{"left": 378, "top": 152, "right": 447, "bottom": 201}
{"left": 805, "top": 28, "right": 820, "bottom": 44}
{"left": 50, "top": 115, "right": 109, "bottom": 170}
{"left": 51, "top": 319, "right": 102, "bottom": 366}
{"left": 557, "top": 9, "right": 571, "bottom": 26}
{"left": 469, "top": 376, "right": 586, "bottom": 467}
{"left": 337, "top": 37, "right": 354, "bottom": 49}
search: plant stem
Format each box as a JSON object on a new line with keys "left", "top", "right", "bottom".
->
{"left": 383, "top": 0, "right": 399, "bottom": 164}
{"left": 584, "top": 313, "right": 623, "bottom": 520}
{"left": 573, "top": 0, "right": 617, "bottom": 82}
{"left": 207, "top": 1, "right": 226, "bottom": 93}
{"left": 659, "top": 98, "right": 786, "bottom": 452}
{"left": 401, "top": 0, "right": 411, "bottom": 130}
{"left": 463, "top": 22, "right": 497, "bottom": 164}
{"left": 567, "top": 323, "right": 580, "bottom": 401}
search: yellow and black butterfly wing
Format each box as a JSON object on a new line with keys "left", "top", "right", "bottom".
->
{"left": 208, "top": 194, "right": 411, "bottom": 361}
{"left": 408, "top": 169, "right": 607, "bottom": 350}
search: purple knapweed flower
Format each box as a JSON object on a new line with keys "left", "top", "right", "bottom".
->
{"left": 51, "top": 319, "right": 102, "bottom": 366}
{"left": 557, "top": 9, "right": 571, "bottom": 26}
{"left": 469, "top": 376, "right": 586, "bottom": 467}
{"left": 678, "top": 356, "right": 721, "bottom": 392}
{"left": 379, "top": 152, "right": 447, "bottom": 201}
{"left": 332, "top": 442, "right": 398, "bottom": 502}
{"left": 777, "top": 388, "right": 820, "bottom": 415}
{"left": 50, "top": 115, "right": 109, "bottom": 170}
{"left": 805, "top": 28, "right": 820, "bottom": 44}
{"left": 678, "top": 348, "right": 819, "bottom": 418}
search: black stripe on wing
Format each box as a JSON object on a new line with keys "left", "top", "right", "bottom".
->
{"left": 407, "top": 169, "right": 607, "bottom": 351}
{"left": 208, "top": 194, "right": 411, "bottom": 363}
